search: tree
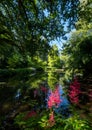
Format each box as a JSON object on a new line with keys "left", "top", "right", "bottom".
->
{"left": 0, "top": 0, "right": 80, "bottom": 69}
{"left": 48, "top": 45, "right": 61, "bottom": 69}
{"left": 61, "top": 0, "right": 92, "bottom": 80}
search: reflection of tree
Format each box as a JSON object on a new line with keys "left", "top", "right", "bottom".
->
{"left": 26, "top": 73, "right": 47, "bottom": 89}
{"left": 47, "top": 71, "right": 59, "bottom": 89}
{"left": 0, "top": 86, "right": 17, "bottom": 114}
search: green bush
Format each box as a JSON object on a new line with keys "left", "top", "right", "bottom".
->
{"left": 14, "top": 112, "right": 91, "bottom": 130}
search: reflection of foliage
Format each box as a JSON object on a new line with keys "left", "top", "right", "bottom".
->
{"left": 47, "top": 72, "right": 59, "bottom": 89}
{"left": 26, "top": 73, "right": 47, "bottom": 89}
{"left": 0, "top": 87, "right": 18, "bottom": 115}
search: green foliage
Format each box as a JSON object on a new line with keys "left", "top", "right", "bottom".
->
{"left": 14, "top": 109, "right": 91, "bottom": 130}
{"left": 48, "top": 45, "right": 61, "bottom": 69}
{"left": 47, "top": 71, "right": 59, "bottom": 89}
{"left": 38, "top": 113, "right": 49, "bottom": 128}
{"left": 79, "top": 0, "right": 92, "bottom": 23}
{"left": 61, "top": 1, "right": 92, "bottom": 79}
{"left": 14, "top": 112, "right": 41, "bottom": 130}
{"left": 1, "top": 1, "right": 92, "bottom": 129}
{"left": 46, "top": 114, "right": 91, "bottom": 130}
{"left": 63, "top": 115, "right": 91, "bottom": 130}
{"left": 59, "top": 0, "right": 92, "bottom": 82}
{"left": 7, "top": 52, "right": 23, "bottom": 68}
{"left": 61, "top": 21, "right": 92, "bottom": 82}
{"left": 0, "top": 0, "right": 80, "bottom": 70}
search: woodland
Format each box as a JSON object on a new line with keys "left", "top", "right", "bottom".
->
{"left": 0, "top": 0, "right": 92, "bottom": 130}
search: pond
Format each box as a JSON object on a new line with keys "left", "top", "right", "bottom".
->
{"left": 0, "top": 71, "right": 92, "bottom": 130}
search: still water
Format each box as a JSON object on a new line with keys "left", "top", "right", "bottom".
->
{"left": 0, "top": 71, "right": 92, "bottom": 129}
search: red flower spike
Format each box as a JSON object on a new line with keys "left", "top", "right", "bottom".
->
{"left": 68, "top": 78, "right": 81, "bottom": 105}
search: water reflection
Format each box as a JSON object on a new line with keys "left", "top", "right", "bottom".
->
{"left": 0, "top": 71, "right": 92, "bottom": 129}
{"left": 0, "top": 71, "right": 68, "bottom": 115}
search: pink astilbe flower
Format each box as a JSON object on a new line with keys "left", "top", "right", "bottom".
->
{"left": 48, "top": 111, "right": 55, "bottom": 127}
{"left": 47, "top": 87, "right": 61, "bottom": 109}
{"left": 68, "top": 78, "right": 81, "bottom": 105}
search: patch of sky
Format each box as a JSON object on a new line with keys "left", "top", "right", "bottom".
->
{"left": 49, "top": 19, "right": 76, "bottom": 51}
{"left": 13, "top": 0, "right": 18, "bottom": 5}
{"left": 43, "top": 9, "right": 50, "bottom": 17}
{"left": 40, "top": 5, "right": 77, "bottom": 51}
{"left": 0, "top": 6, "right": 6, "bottom": 16}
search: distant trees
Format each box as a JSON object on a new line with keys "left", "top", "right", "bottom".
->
{"left": 61, "top": 0, "right": 92, "bottom": 81}
{"left": 48, "top": 45, "right": 61, "bottom": 69}
{"left": 1, "top": 0, "right": 91, "bottom": 79}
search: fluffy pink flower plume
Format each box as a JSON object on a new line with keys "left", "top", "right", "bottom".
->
{"left": 69, "top": 78, "right": 81, "bottom": 104}
{"left": 47, "top": 87, "right": 61, "bottom": 109}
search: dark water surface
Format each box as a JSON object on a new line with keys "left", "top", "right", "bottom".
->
{"left": 0, "top": 71, "right": 92, "bottom": 129}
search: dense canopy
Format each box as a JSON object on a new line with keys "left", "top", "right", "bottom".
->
{"left": 0, "top": 0, "right": 92, "bottom": 130}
